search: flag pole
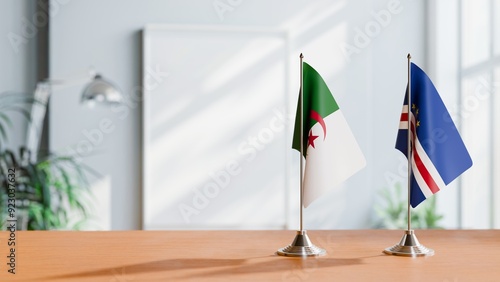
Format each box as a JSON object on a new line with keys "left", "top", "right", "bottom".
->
{"left": 383, "top": 53, "right": 434, "bottom": 257}
{"left": 277, "top": 53, "right": 326, "bottom": 257}
{"left": 299, "top": 53, "right": 304, "bottom": 232}
{"left": 406, "top": 53, "right": 412, "bottom": 232}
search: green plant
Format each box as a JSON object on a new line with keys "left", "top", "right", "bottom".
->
{"left": 0, "top": 148, "right": 94, "bottom": 230}
{"left": 0, "top": 92, "right": 94, "bottom": 230}
{"left": 0, "top": 92, "right": 35, "bottom": 147}
{"left": 373, "top": 182, "right": 444, "bottom": 229}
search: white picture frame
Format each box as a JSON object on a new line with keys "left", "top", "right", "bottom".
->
{"left": 142, "top": 24, "right": 291, "bottom": 230}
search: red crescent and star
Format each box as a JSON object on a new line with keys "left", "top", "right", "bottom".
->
{"left": 307, "top": 109, "right": 327, "bottom": 148}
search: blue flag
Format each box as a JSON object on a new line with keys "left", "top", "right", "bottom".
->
{"left": 396, "top": 63, "right": 473, "bottom": 208}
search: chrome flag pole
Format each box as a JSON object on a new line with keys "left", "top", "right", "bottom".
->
{"left": 384, "top": 54, "right": 434, "bottom": 257}
{"left": 277, "top": 53, "right": 326, "bottom": 257}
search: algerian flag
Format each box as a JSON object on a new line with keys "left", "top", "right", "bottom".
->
{"left": 292, "top": 62, "right": 366, "bottom": 207}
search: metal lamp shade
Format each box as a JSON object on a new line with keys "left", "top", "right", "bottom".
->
{"left": 81, "top": 74, "right": 122, "bottom": 105}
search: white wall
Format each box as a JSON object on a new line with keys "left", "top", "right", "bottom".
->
{"left": 49, "top": 0, "right": 425, "bottom": 230}
{"left": 0, "top": 0, "right": 38, "bottom": 150}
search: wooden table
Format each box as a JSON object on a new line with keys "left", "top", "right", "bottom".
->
{"left": 0, "top": 230, "right": 499, "bottom": 281}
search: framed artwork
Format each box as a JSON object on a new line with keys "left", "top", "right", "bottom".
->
{"left": 142, "top": 25, "right": 291, "bottom": 229}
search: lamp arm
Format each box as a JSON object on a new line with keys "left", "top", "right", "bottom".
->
{"left": 43, "top": 68, "right": 97, "bottom": 91}
{"left": 25, "top": 83, "right": 51, "bottom": 162}
{"left": 25, "top": 68, "right": 121, "bottom": 161}
{"left": 25, "top": 68, "right": 96, "bottom": 161}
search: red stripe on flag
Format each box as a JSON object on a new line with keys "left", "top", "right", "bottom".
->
{"left": 410, "top": 120, "right": 440, "bottom": 194}
{"left": 413, "top": 148, "right": 441, "bottom": 194}
{"left": 400, "top": 113, "right": 408, "bottom": 122}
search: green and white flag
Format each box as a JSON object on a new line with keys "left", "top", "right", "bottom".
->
{"left": 293, "top": 62, "right": 366, "bottom": 207}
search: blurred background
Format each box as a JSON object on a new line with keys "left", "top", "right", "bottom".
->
{"left": 0, "top": 0, "right": 498, "bottom": 230}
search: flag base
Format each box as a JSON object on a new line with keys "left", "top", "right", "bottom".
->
{"left": 383, "top": 230, "right": 434, "bottom": 257}
{"left": 277, "top": 230, "right": 326, "bottom": 257}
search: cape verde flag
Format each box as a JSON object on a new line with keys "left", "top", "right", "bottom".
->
{"left": 396, "top": 63, "right": 473, "bottom": 208}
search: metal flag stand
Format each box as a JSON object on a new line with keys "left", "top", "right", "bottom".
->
{"left": 277, "top": 53, "right": 326, "bottom": 257}
{"left": 383, "top": 54, "right": 434, "bottom": 257}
